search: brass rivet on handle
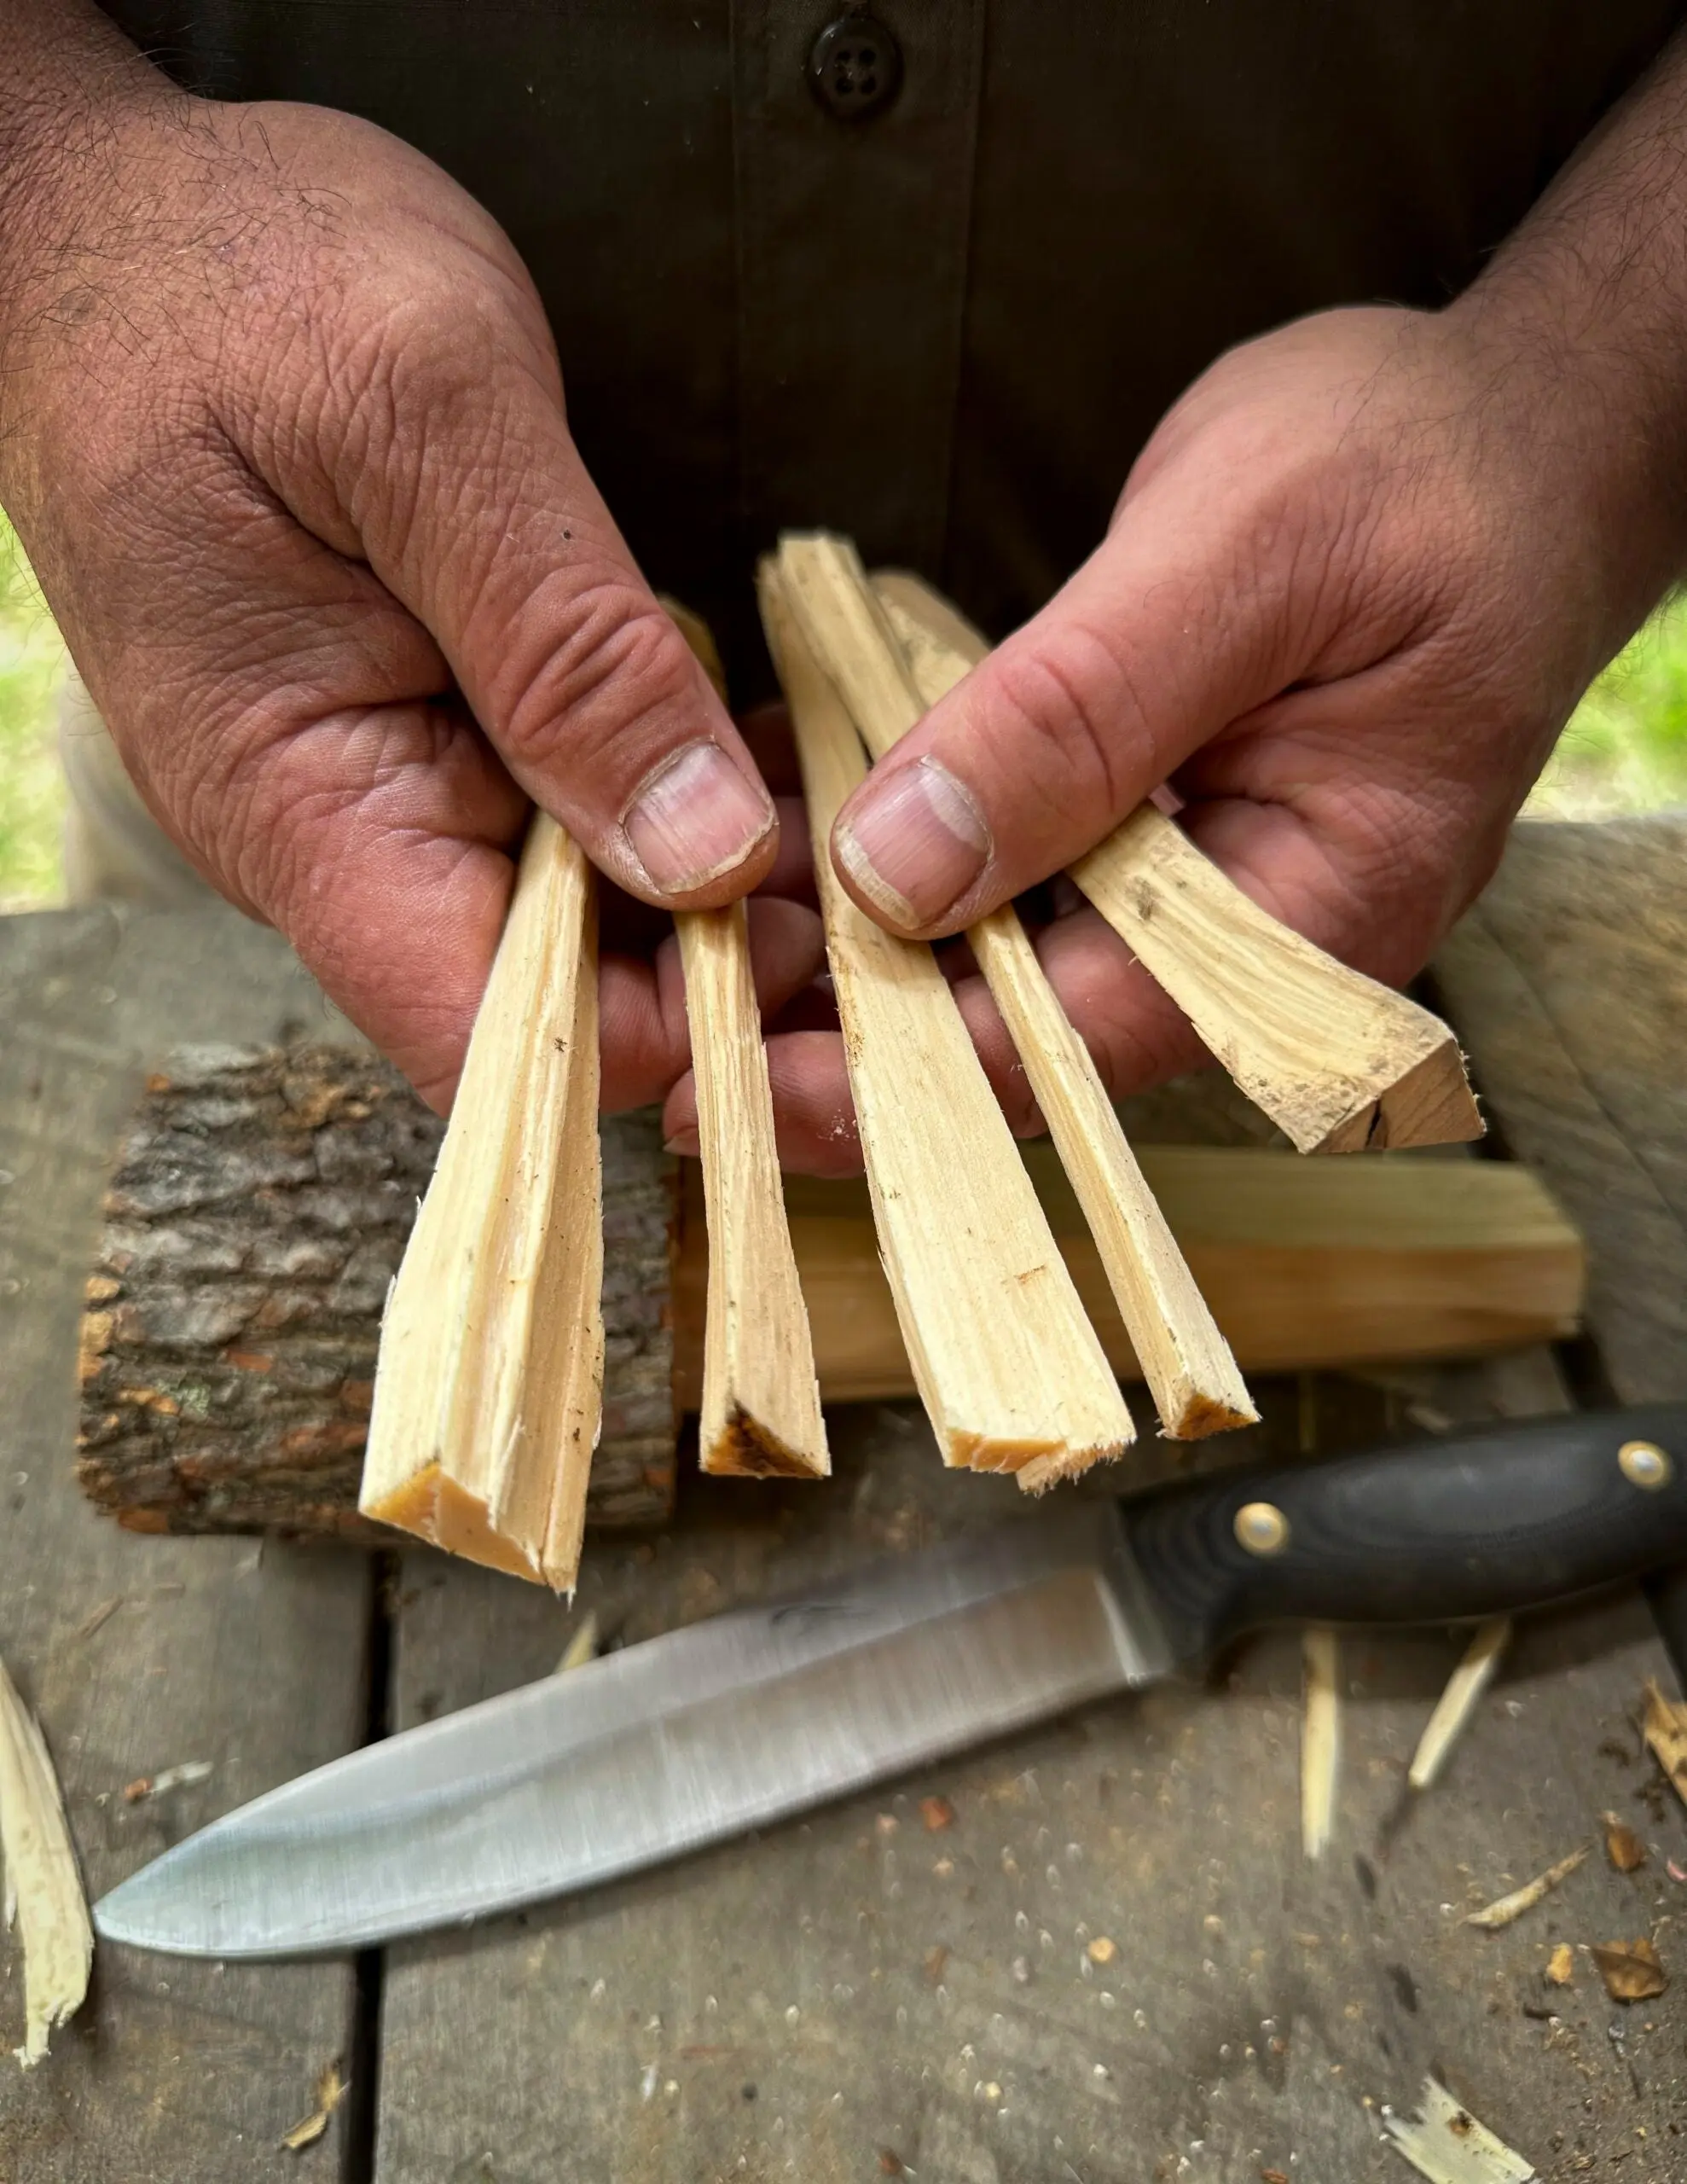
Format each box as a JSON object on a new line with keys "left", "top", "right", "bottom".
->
{"left": 1619, "top": 1439, "right": 1672, "bottom": 1490}
{"left": 1234, "top": 1501, "right": 1290, "bottom": 1555}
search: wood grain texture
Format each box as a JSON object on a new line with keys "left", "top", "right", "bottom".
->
{"left": 0, "top": 905, "right": 367, "bottom": 2181}
{"left": 762, "top": 559, "right": 1135, "bottom": 1484}
{"left": 677, "top": 903, "right": 827, "bottom": 1478}
{"left": 1072, "top": 805, "right": 1482, "bottom": 1153}
{"left": 362, "top": 813, "right": 604, "bottom": 1591}
{"left": 868, "top": 566, "right": 1257, "bottom": 1439}
{"left": 1434, "top": 813, "right": 1687, "bottom": 1403}
{"left": 77, "top": 1046, "right": 675, "bottom": 1541}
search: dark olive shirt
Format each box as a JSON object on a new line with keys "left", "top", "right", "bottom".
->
{"left": 101, "top": 2, "right": 1687, "bottom": 684}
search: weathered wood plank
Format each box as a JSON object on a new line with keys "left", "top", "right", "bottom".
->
{"left": 373, "top": 1367, "right": 1684, "bottom": 2182}
{"left": 1435, "top": 813, "right": 1687, "bottom": 1403}
{"left": 0, "top": 907, "right": 370, "bottom": 2181}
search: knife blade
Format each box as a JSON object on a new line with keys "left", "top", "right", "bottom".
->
{"left": 96, "top": 1401, "right": 1687, "bottom": 1958}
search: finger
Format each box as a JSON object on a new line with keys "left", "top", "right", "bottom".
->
{"left": 281, "top": 296, "right": 778, "bottom": 910}
{"left": 826, "top": 466, "right": 1339, "bottom": 938}
{"left": 599, "top": 897, "right": 826, "bottom": 1112}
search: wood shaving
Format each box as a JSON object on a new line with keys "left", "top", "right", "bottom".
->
{"left": 919, "top": 1797, "right": 954, "bottom": 1832}
{"left": 1382, "top": 2077, "right": 1534, "bottom": 2182}
{"left": 555, "top": 1612, "right": 600, "bottom": 1675}
{"left": 1086, "top": 1936, "right": 1117, "bottom": 1966}
{"left": 1591, "top": 1937, "right": 1667, "bottom": 2001}
{"left": 1642, "top": 1679, "right": 1687, "bottom": 1809}
{"left": 71, "top": 1598, "right": 122, "bottom": 1645}
{"left": 281, "top": 2059, "right": 346, "bottom": 2151}
{"left": 1463, "top": 1846, "right": 1586, "bottom": 1930}
{"left": 1602, "top": 1811, "right": 1647, "bottom": 1873}
{"left": 0, "top": 1653, "right": 93, "bottom": 2067}
{"left": 1301, "top": 1626, "right": 1341, "bottom": 1862}
{"left": 1545, "top": 1943, "right": 1574, "bottom": 1987}
{"left": 121, "top": 1760, "right": 212, "bottom": 1804}
{"left": 1408, "top": 1618, "right": 1510, "bottom": 1792}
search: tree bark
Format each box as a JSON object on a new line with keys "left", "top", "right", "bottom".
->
{"left": 77, "top": 1045, "right": 677, "bottom": 1542}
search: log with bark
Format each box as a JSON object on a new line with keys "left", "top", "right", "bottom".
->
{"left": 75, "top": 1042, "right": 1584, "bottom": 1546}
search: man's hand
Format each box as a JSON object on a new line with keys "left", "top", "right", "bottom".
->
{"left": 0, "top": 8, "right": 814, "bottom": 1114}
{"left": 687, "top": 35, "right": 1687, "bottom": 1166}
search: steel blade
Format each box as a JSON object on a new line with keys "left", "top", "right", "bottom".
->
{"left": 96, "top": 1501, "right": 1170, "bottom": 1957}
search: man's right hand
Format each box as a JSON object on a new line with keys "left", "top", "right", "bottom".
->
{"left": 0, "top": 7, "right": 815, "bottom": 1113}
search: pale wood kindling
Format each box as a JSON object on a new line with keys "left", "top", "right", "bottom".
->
{"left": 1070, "top": 810, "right": 1482, "bottom": 1154}
{"left": 676, "top": 902, "right": 828, "bottom": 1478}
{"left": 872, "top": 559, "right": 1481, "bottom": 1159}
{"left": 361, "top": 811, "right": 604, "bottom": 1593}
{"left": 864, "top": 562, "right": 1256, "bottom": 1440}
{"left": 760, "top": 560, "right": 1133, "bottom": 1484}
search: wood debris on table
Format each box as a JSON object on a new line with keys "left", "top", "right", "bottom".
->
{"left": 1544, "top": 1942, "right": 1574, "bottom": 1986}
{"left": 1591, "top": 1936, "right": 1667, "bottom": 2001}
{"left": 919, "top": 1796, "right": 954, "bottom": 1831}
{"left": 120, "top": 1759, "right": 212, "bottom": 1804}
{"left": 281, "top": 2058, "right": 347, "bottom": 2152}
{"left": 1642, "top": 1677, "right": 1687, "bottom": 1808}
{"left": 1602, "top": 1810, "right": 1647, "bottom": 1872}
{"left": 0, "top": 1653, "right": 93, "bottom": 2068}
{"left": 1463, "top": 1845, "right": 1587, "bottom": 1930}
{"left": 555, "top": 1612, "right": 600, "bottom": 1676}
{"left": 1301, "top": 1626, "right": 1342, "bottom": 1861}
{"left": 1382, "top": 2076, "right": 1535, "bottom": 2183}
{"left": 1407, "top": 1617, "right": 1511, "bottom": 1792}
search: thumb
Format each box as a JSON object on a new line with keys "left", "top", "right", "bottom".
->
{"left": 828, "top": 476, "right": 1310, "bottom": 936}
{"left": 327, "top": 322, "right": 776, "bottom": 909}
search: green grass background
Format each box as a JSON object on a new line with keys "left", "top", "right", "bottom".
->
{"left": 3, "top": 512, "right": 1684, "bottom": 909}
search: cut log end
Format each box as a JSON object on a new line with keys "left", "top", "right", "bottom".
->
{"left": 701, "top": 1405, "right": 832, "bottom": 1480}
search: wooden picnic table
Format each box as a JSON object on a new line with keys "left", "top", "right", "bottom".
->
{"left": 2, "top": 814, "right": 1684, "bottom": 2183}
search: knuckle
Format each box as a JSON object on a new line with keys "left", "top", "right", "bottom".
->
{"left": 981, "top": 626, "right": 1149, "bottom": 814}
{"left": 492, "top": 572, "right": 703, "bottom": 781}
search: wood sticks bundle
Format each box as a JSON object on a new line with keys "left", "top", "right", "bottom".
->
{"left": 359, "top": 537, "right": 1482, "bottom": 1590}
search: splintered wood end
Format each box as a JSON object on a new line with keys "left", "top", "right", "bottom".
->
{"left": 1313, "top": 1036, "right": 1484, "bottom": 1154}
{"left": 700, "top": 1408, "right": 831, "bottom": 1480}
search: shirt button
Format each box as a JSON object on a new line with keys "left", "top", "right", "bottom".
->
{"left": 808, "top": 13, "right": 903, "bottom": 122}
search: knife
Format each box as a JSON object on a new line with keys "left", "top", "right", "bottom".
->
{"left": 96, "top": 1402, "right": 1687, "bottom": 1959}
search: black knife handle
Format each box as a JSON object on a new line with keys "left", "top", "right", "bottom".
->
{"left": 1121, "top": 1403, "right": 1687, "bottom": 1667}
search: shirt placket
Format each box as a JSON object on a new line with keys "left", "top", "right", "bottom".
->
{"left": 731, "top": 0, "right": 985, "bottom": 585}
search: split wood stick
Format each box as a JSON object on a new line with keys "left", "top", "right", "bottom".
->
{"left": 78, "top": 1049, "right": 1584, "bottom": 1549}
{"left": 360, "top": 811, "right": 604, "bottom": 1591}
{"left": 1071, "top": 814, "right": 1482, "bottom": 1153}
{"left": 675, "top": 903, "right": 828, "bottom": 1478}
{"left": 760, "top": 561, "right": 1133, "bottom": 1486}
{"left": 868, "top": 569, "right": 1482, "bottom": 1157}
{"left": 660, "top": 595, "right": 826, "bottom": 1479}
{"left": 862, "top": 561, "right": 1256, "bottom": 1440}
